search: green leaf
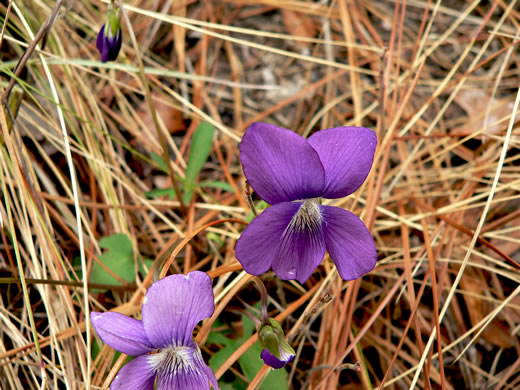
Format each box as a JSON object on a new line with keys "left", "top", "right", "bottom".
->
{"left": 144, "top": 187, "right": 176, "bottom": 199}
{"left": 238, "top": 315, "right": 289, "bottom": 389}
{"left": 219, "top": 383, "right": 240, "bottom": 390}
{"left": 149, "top": 151, "right": 169, "bottom": 173}
{"left": 91, "top": 339, "right": 131, "bottom": 367}
{"left": 207, "top": 312, "right": 289, "bottom": 390}
{"left": 198, "top": 180, "right": 234, "bottom": 192}
{"left": 91, "top": 337, "right": 101, "bottom": 360}
{"left": 207, "top": 232, "right": 224, "bottom": 247}
{"left": 90, "top": 233, "right": 135, "bottom": 288}
{"left": 246, "top": 201, "right": 269, "bottom": 222}
{"left": 138, "top": 257, "right": 154, "bottom": 275}
{"left": 183, "top": 122, "right": 215, "bottom": 203}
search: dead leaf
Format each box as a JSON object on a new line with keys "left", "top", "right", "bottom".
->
{"left": 455, "top": 89, "right": 520, "bottom": 139}
{"left": 502, "top": 296, "right": 520, "bottom": 324}
{"left": 460, "top": 271, "right": 514, "bottom": 348}
{"left": 281, "top": 9, "right": 316, "bottom": 49}
{"left": 488, "top": 223, "right": 520, "bottom": 258}
{"left": 138, "top": 92, "right": 185, "bottom": 135}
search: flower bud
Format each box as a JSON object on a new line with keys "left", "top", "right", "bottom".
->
{"left": 258, "top": 318, "right": 295, "bottom": 369}
{"left": 96, "top": 5, "right": 122, "bottom": 62}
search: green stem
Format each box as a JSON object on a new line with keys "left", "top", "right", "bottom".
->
{"left": 0, "top": 277, "right": 137, "bottom": 291}
{"left": 245, "top": 181, "right": 258, "bottom": 217}
{"left": 252, "top": 277, "right": 269, "bottom": 325}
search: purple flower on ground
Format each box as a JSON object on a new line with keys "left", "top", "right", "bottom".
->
{"left": 91, "top": 271, "right": 218, "bottom": 389}
{"left": 96, "top": 6, "right": 122, "bottom": 62}
{"left": 235, "top": 122, "right": 377, "bottom": 283}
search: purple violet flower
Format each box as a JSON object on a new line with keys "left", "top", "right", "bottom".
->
{"left": 91, "top": 271, "right": 219, "bottom": 389}
{"left": 235, "top": 122, "right": 377, "bottom": 283}
{"left": 96, "top": 6, "right": 122, "bottom": 62}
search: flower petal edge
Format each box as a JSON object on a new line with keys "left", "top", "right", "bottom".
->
{"left": 240, "top": 122, "right": 325, "bottom": 204}
{"left": 308, "top": 126, "right": 376, "bottom": 199}
{"left": 320, "top": 205, "right": 377, "bottom": 280}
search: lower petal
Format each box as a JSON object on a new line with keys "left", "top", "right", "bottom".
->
{"left": 155, "top": 353, "right": 216, "bottom": 390}
{"left": 110, "top": 355, "right": 156, "bottom": 390}
{"left": 261, "top": 349, "right": 294, "bottom": 369}
{"left": 235, "top": 202, "right": 302, "bottom": 276}
{"left": 151, "top": 345, "right": 217, "bottom": 390}
{"left": 320, "top": 205, "right": 377, "bottom": 280}
{"left": 271, "top": 219, "right": 326, "bottom": 283}
{"left": 194, "top": 349, "right": 219, "bottom": 390}
{"left": 236, "top": 202, "right": 326, "bottom": 283}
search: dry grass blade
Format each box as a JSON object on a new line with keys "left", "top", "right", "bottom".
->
{"left": 1, "top": 0, "right": 519, "bottom": 388}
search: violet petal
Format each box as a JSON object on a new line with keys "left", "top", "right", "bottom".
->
{"left": 308, "top": 127, "right": 376, "bottom": 199}
{"left": 98, "top": 25, "right": 111, "bottom": 63}
{"left": 96, "top": 24, "right": 122, "bottom": 62}
{"left": 261, "top": 349, "right": 290, "bottom": 369}
{"left": 107, "top": 29, "right": 122, "bottom": 61}
{"left": 96, "top": 25, "right": 105, "bottom": 54}
{"left": 194, "top": 352, "right": 219, "bottom": 390}
{"left": 155, "top": 347, "right": 218, "bottom": 389}
{"left": 271, "top": 204, "right": 326, "bottom": 283}
{"left": 90, "top": 312, "right": 154, "bottom": 356}
{"left": 235, "top": 202, "right": 301, "bottom": 276}
{"left": 154, "top": 353, "right": 209, "bottom": 389}
{"left": 141, "top": 271, "right": 214, "bottom": 348}
{"left": 320, "top": 205, "right": 377, "bottom": 280}
{"left": 240, "top": 122, "right": 325, "bottom": 204}
{"left": 110, "top": 354, "right": 156, "bottom": 390}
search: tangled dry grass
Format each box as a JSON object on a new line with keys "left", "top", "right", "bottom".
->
{"left": 1, "top": 0, "right": 519, "bottom": 389}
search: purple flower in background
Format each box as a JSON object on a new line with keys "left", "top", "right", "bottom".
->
{"left": 91, "top": 271, "right": 218, "bottom": 389}
{"left": 96, "top": 6, "right": 122, "bottom": 62}
{"left": 235, "top": 122, "right": 377, "bottom": 283}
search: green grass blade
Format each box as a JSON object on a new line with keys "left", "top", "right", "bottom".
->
{"left": 183, "top": 121, "right": 215, "bottom": 203}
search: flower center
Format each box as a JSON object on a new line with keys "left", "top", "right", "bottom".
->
{"left": 286, "top": 199, "right": 322, "bottom": 233}
{"left": 148, "top": 345, "right": 196, "bottom": 376}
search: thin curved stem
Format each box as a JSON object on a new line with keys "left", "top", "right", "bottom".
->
{"left": 251, "top": 276, "right": 269, "bottom": 325}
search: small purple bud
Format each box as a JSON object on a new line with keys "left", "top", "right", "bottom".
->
{"left": 96, "top": 6, "right": 122, "bottom": 62}
{"left": 258, "top": 318, "right": 295, "bottom": 369}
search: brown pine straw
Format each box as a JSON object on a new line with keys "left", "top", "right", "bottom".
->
{"left": 2, "top": 0, "right": 520, "bottom": 388}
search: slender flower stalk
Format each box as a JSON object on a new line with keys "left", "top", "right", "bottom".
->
{"left": 91, "top": 271, "right": 219, "bottom": 389}
{"left": 236, "top": 122, "right": 377, "bottom": 283}
{"left": 251, "top": 276, "right": 269, "bottom": 325}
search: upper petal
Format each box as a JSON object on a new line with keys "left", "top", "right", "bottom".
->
{"left": 235, "top": 202, "right": 302, "bottom": 276}
{"left": 110, "top": 354, "right": 156, "bottom": 390}
{"left": 142, "top": 271, "right": 215, "bottom": 348}
{"left": 240, "top": 122, "right": 325, "bottom": 204}
{"left": 96, "top": 25, "right": 106, "bottom": 54}
{"left": 320, "top": 205, "right": 377, "bottom": 280}
{"left": 308, "top": 127, "right": 376, "bottom": 198}
{"left": 90, "top": 311, "right": 154, "bottom": 356}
